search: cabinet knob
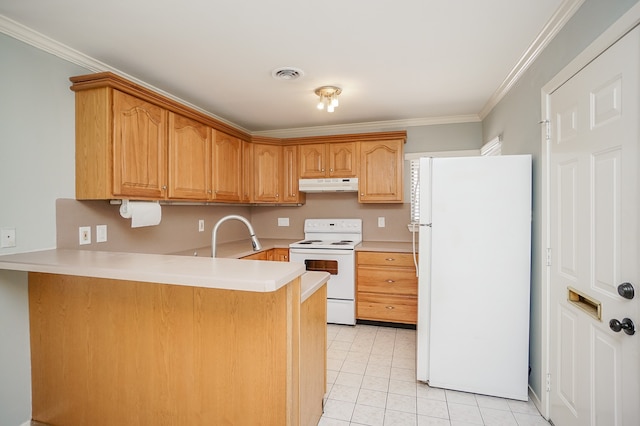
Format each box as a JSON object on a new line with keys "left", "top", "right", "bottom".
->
{"left": 385, "top": 258, "right": 395, "bottom": 261}
{"left": 161, "top": 185, "right": 167, "bottom": 190}
{"left": 386, "top": 279, "right": 395, "bottom": 283}
{"left": 386, "top": 306, "right": 395, "bottom": 310}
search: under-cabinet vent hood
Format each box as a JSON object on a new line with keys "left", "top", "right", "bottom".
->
{"left": 299, "top": 178, "right": 358, "bottom": 193}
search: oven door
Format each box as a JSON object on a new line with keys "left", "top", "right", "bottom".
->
{"left": 289, "top": 248, "right": 355, "bottom": 300}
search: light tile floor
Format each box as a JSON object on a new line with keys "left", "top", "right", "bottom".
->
{"left": 319, "top": 324, "right": 550, "bottom": 426}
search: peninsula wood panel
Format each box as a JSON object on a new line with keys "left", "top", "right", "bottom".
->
{"left": 28, "top": 272, "right": 301, "bottom": 426}
{"left": 300, "top": 285, "right": 327, "bottom": 426}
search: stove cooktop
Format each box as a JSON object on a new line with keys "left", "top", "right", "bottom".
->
{"left": 289, "top": 239, "right": 361, "bottom": 250}
{"left": 289, "top": 218, "right": 363, "bottom": 250}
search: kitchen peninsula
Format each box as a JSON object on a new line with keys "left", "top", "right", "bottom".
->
{"left": 0, "top": 250, "right": 328, "bottom": 426}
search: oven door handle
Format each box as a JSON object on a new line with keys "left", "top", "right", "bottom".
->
{"left": 289, "top": 248, "right": 355, "bottom": 256}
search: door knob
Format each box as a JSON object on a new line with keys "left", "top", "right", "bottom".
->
{"left": 609, "top": 318, "right": 635, "bottom": 335}
{"left": 617, "top": 282, "right": 635, "bottom": 299}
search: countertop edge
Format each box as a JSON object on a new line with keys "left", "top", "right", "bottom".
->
{"left": 0, "top": 249, "right": 306, "bottom": 293}
{"left": 300, "top": 271, "right": 330, "bottom": 302}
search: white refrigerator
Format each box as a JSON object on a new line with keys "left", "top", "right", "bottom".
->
{"left": 416, "top": 155, "right": 532, "bottom": 401}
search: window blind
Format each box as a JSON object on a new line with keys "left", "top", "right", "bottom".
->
{"left": 410, "top": 158, "right": 420, "bottom": 224}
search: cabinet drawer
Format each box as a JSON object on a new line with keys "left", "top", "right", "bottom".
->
{"left": 357, "top": 293, "right": 417, "bottom": 324}
{"left": 357, "top": 251, "right": 415, "bottom": 267}
{"left": 357, "top": 267, "right": 417, "bottom": 296}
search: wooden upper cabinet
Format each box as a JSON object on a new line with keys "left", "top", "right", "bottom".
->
{"left": 299, "top": 142, "right": 358, "bottom": 178}
{"left": 328, "top": 142, "right": 359, "bottom": 178}
{"left": 359, "top": 139, "right": 404, "bottom": 203}
{"left": 282, "top": 145, "right": 305, "bottom": 204}
{"left": 167, "top": 112, "right": 211, "bottom": 200}
{"left": 253, "top": 143, "right": 281, "bottom": 203}
{"left": 241, "top": 140, "right": 253, "bottom": 202}
{"left": 112, "top": 90, "right": 168, "bottom": 199}
{"left": 299, "top": 144, "right": 325, "bottom": 178}
{"left": 212, "top": 131, "right": 243, "bottom": 202}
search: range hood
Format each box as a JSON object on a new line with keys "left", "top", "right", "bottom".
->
{"left": 299, "top": 177, "right": 358, "bottom": 193}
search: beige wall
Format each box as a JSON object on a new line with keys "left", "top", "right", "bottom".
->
{"left": 250, "top": 193, "right": 411, "bottom": 241}
{"left": 56, "top": 193, "right": 413, "bottom": 254}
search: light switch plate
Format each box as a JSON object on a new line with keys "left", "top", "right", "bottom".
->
{"left": 278, "top": 218, "right": 289, "bottom": 227}
{"left": 96, "top": 225, "right": 107, "bottom": 243}
{"left": 1, "top": 228, "right": 16, "bottom": 248}
{"left": 378, "top": 217, "right": 385, "bottom": 227}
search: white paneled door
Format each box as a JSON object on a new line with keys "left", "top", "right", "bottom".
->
{"left": 548, "top": 26, "right": 639, "bottom": 425}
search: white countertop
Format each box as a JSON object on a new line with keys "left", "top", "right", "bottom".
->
{"left": 0, "top": 249, "right": 308, "bottom": 293}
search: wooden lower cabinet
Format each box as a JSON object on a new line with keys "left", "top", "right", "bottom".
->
{"left": 241, "top": 250, "right": 270, "bottom": 260}
{"left": 241, "top": 248, "right": 289, "bottom": 261}
{"left": 356, "top": 251, "right": 418, "bottom": 324}
{"left": 271, "top": 248, "right": 290, "bottom": 262}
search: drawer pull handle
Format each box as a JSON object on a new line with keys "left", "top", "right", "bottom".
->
{"left": 386, "top": 306, "right": 395, "bottom": 310}
{"left": 385, "top": 258, "right": 395, "bottom": 261}
{"left": 386, "top": 279, "right": 395, "bottom": 283}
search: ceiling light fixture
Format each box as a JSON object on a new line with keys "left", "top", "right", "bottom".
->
{"left": 315, "top": 86, "right": 342, "bottom": 113}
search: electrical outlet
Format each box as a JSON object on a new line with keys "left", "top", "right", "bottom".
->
{"left": 378, "top": 217, "right": 385, "bottom": 227}
{"left": 199, "top": 219, "right": 205, "bottom": 232}
{"left": 79, "top": 226, "right": 91, "bottom": 245}
{"left": 1, "top": 228, "right": 16, "bottom": 248}
{"left": 96, "top": 225, "right": 107, "bottom": 243}
{"left": 278, "top": 218, "right": 289, "bottom": 227}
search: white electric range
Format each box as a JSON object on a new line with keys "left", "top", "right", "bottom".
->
{"left": 289, "top": 219, "right": 362, "bottom": 325}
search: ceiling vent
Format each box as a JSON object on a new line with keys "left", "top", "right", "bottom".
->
{"left": 272, "top": 67, "right": 305, "bottom": 80}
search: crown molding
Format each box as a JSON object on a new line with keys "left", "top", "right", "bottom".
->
{"left": 252, "top": 114, "right": 480, "bottom": 138}
{"left": 0, "top": 14, "right": 251, "bottom": 135}
{"left": 479, "top": 0, "right": 585, "bottom": 119}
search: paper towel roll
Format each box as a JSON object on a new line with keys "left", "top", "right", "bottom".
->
{"left": 119, "top": 200, "right": 162, "bottom": 228}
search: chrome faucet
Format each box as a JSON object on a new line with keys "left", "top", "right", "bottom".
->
{"left": 211, "top": 215, "right": 262, "bottom": 258}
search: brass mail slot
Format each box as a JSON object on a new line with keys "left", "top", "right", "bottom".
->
{"left": 568, "top": 287, "right": 602, "bottom": 321}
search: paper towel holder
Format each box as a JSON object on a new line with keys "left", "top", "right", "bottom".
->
{"left": 119, "top": 199, "right": 132, "bottom": 218}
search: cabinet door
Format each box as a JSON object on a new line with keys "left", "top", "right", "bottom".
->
{"left": 328, "top": 142, "right": 359, "bottom": 177}
{"left": 253, "top": 144, "right": 281, "bottom": 202}
{"left": 167, "top": 112, "right": 211, "bottom": 200}
{"left": 299, "top": 144, "right": 326, "bottom": 178}
{"left": 271, "top": 248, "right": 290, "bottom": 262}
{"left": 113, "top": 90, "right": 167, "bottom": 198}
{"left": 212, "top": 131, "right": 243, "bottom": 202}
{"left": 241, "top": 140, "right": 253, "bottom": 202}
{"left": 282, "top": 145, "right": 304, "bottom": 203}
{"left": 358, "top": 139, "right": 403, "bottom": 203}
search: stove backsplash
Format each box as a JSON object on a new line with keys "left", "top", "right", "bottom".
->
{"left": 250, "top": 193, "right": 411, "bottom": 242}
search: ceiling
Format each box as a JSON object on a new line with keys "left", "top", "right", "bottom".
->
{"left": 0, "top": 0, "right": 574, "bottom": 134}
